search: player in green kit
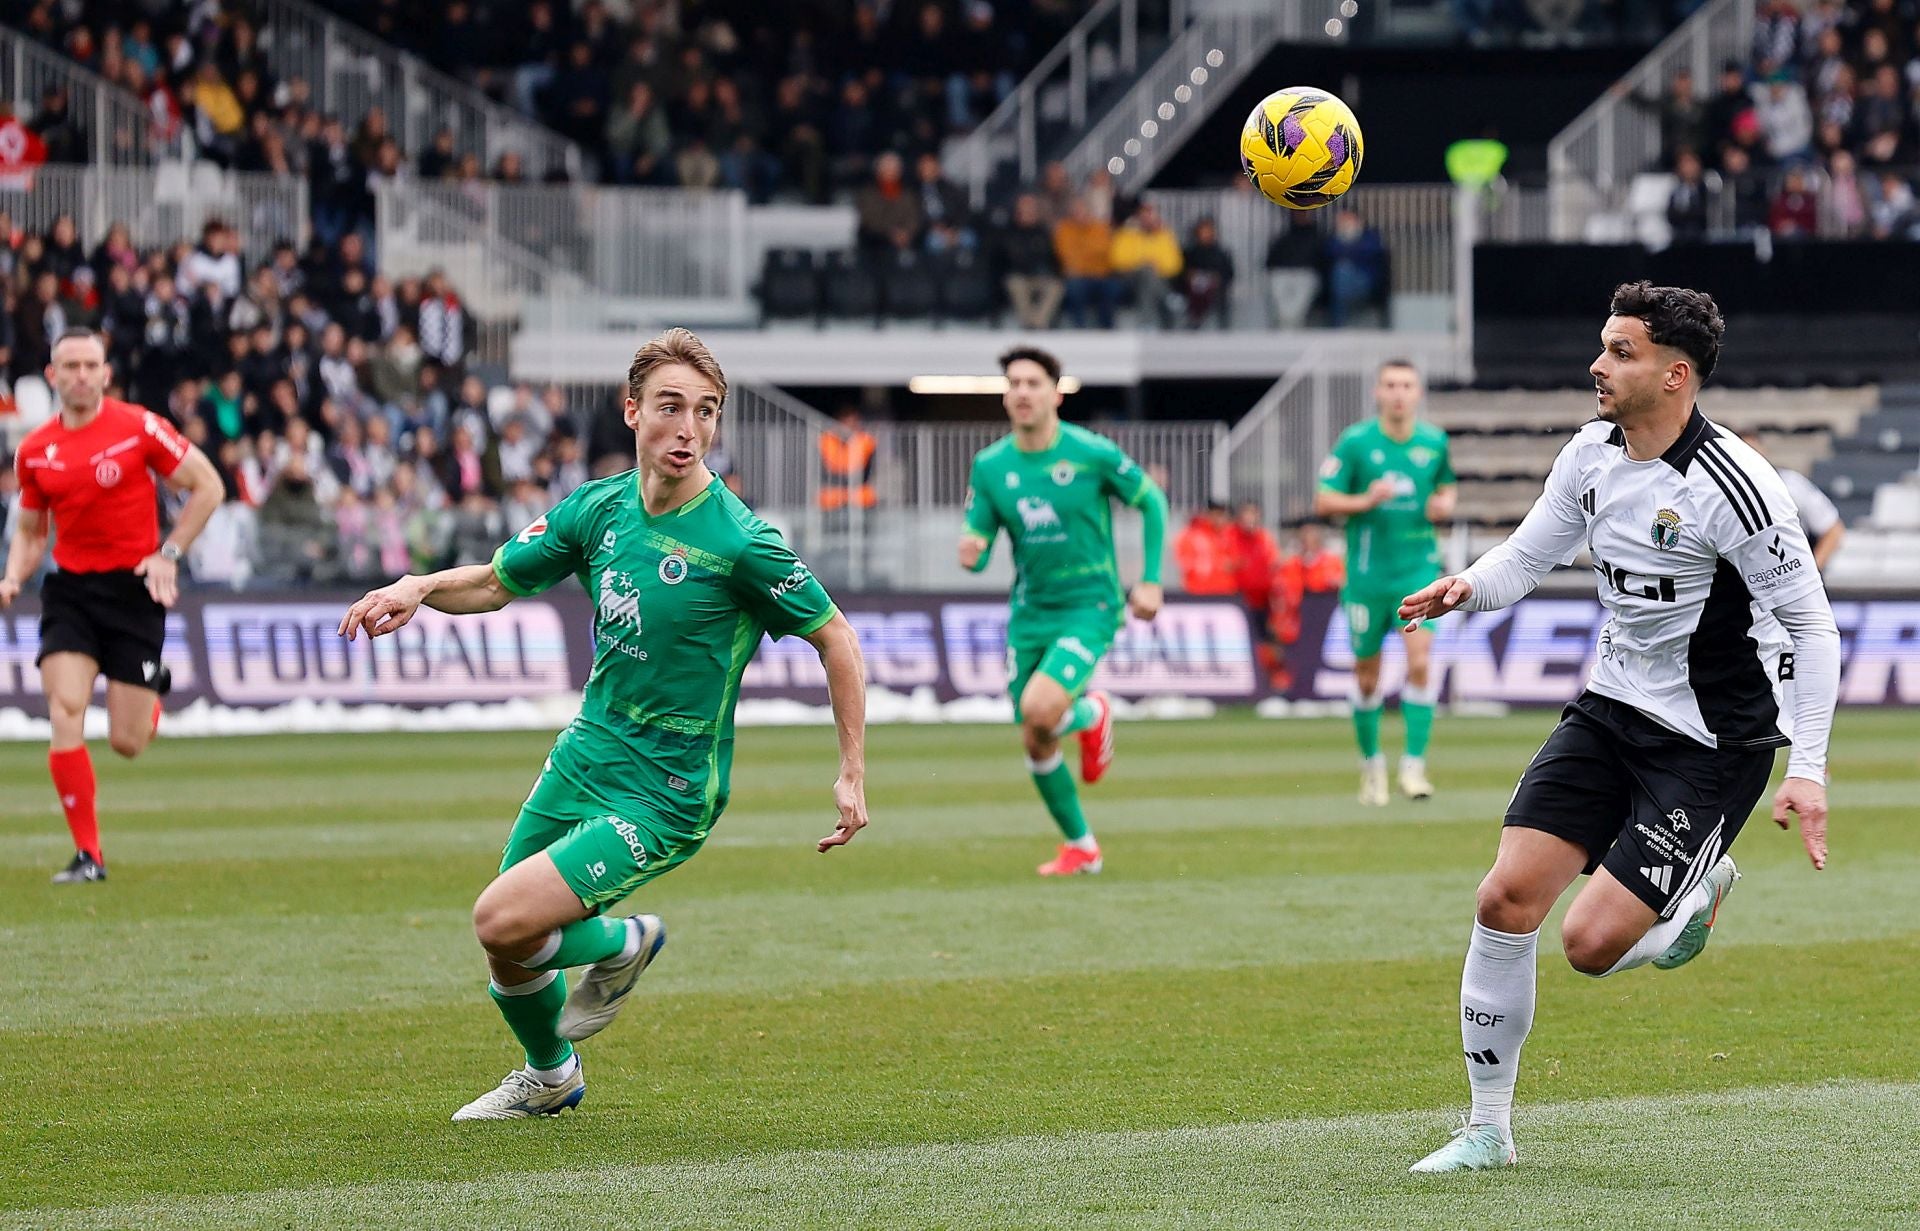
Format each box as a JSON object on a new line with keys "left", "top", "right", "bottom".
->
{"left": 1313, "top": 359, "right": 1457, "bottom": 806}
{"left": 958, "top": 346, "right": 1169, "bottom": 877}
{"left": 339, "top": 329, "right": 870, "bottom": 1120}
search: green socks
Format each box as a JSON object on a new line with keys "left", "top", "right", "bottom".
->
{"left": 1403, "top": 681, "right": 1436, "bottom": 760}
{"left": 1351, "top": 686, "right": 1383, "bottom": 759}
{"left": 524, "top": 915, "right": 635, "bottom": 973}
{"left": 489, "top": 970, "right": 574, "bottom": 1070}
{"left": 1053, "top": 695, "right": 1100, "bottom": 737}
{"left": 1028, "top": 752, "right": 1092, "bottom": 842}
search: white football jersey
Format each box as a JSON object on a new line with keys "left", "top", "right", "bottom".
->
{"left": 1472, "top": 409, "right": 1827, "bottom": 750}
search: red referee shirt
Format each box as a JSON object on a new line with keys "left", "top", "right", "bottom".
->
{"left": 15, "top": 398, "right": 192, "bottom": 574}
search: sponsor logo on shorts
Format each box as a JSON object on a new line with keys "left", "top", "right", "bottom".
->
{"left": 666, "top": 774, "right": 689, "bottom": 792}
{"left": 1057, "top": 636, "right": 1096, "bottom": 664}
{"left": 1634, "top": 822, "right": 1685, "bottom": 861}
{"left": 604, "top": 815, "right": 650, "bottom": 868}
{"left": 1666, "top": 808, "right": 1690, "bottom": 833}
{"left": 1640, "top": 864, "right": 1674, "bottom": 894}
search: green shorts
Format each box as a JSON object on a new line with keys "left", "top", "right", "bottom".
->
{"left": 501, "top": 754, "right": 704, "bottom": 913}
{"left": 1007, "top": 620, "right": 1116, "bottom": 721}
{"left": 1342, "top": 575, "right": 1440, "bottom": 661}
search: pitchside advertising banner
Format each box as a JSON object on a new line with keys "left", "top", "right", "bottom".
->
{"left": 1, "top": 590, "right": 1917, "bottom": 716}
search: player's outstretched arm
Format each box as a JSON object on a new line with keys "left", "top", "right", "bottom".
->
{"left": 1398, "top": 575, "right": 1474, "bottom": 629}
{"left": 0, "top": 508, "right": 49, "bottom": 609}
{"left": 804, "top": 610, "right": 869, "bottom": 852}
{"left": 337, "top": 564, "right": 513, "bottom": 640}
{"left": 1768, "top": 587, "right": 1840, "bottom": 870}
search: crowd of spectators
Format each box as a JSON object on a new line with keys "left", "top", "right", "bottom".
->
{"left": 0, "top": 210, "right": 617, "bottom": 590}
{"left": 16, "top": 0, "right": 1104, "bottom": 204}
{"left": 1627, "top": 0, "right": 1920, "bottom": 243}
{"left": 1173, "top": 503, "right": 1346, "bottom": 691}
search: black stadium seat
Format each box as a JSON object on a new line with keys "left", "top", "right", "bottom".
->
{"left": 878, "top": 250, "right": 938, "bottom": 321}
{"left": 820, "top": 249, "right": 882, "bottom": 325}
{"left": 935, "top": 249, "right": 998, "bottom": 324}
{"left": 758, "top": 248, "right": 819, "bottom": 323}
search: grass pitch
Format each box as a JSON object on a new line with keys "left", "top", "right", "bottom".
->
{"left": 3, "top": 710, "right": 1917, "bottom": 1229}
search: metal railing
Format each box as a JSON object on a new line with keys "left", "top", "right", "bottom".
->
{"left": 379, "top": 182, "right": 749, "bottom": 306}
{"left": 1068, "top": 0, "right": 1309, "bottom": 195}
{"left": 953, "top": 0, "right": 1161, "bottom": 205}
{"left": 1, "top": 26, "right": 155, "bottom": 165}
{"left": 252, "top": 0, "right": 581, "bottom": 177}
{"left": 0, "top": 165, "right": 305, "bottom": 265}
{"left": 1214, "top": 354, "right": 1376, "bottom": 524}
{"left": 1546, "top": 0, "right": 1755, "bottom": 238}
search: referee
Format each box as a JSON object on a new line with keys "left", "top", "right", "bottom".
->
{"left": 1, "top": 329, "right": 222, "bottom": 883}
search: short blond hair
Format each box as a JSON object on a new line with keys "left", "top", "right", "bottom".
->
{"left": 626, "top": 327, "right": 728, "bottom": 408}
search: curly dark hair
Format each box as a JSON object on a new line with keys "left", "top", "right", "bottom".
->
{"left": 1607, "top": 281, "right": 1725, "bottom": 385}
{"left": 998, "top": 345, "right": 1063, "bottom": 385}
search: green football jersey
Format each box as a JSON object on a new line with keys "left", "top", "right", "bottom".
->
{"left": 962, "top": 423, "right": 1155, "bottom": 641}
{"left": 491, "top": 471, "right": 836, "bottom": 837}
{"left": 1317, "top": 418, "right": 1456, "bottom": 584}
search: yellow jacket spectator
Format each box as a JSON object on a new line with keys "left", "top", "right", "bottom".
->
{"left": 192, "top": 65, "right": 245, "bottom": 135}
{"left": 1053, "top": 202, "right": 1114, "bottom": 277}
{"left": 1109, "top": 204, "right": 1184, "bottom": 278}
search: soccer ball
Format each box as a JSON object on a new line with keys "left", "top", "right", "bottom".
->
{"left": 1239, "top": 87, "right": 1364, "bottom": 210}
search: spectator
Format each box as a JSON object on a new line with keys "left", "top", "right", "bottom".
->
{"left": 548, "top": 430, "right": 589, "bottom": 501}
{"left": 502, "top": 476, "right": 547, "bottom": 535}
{"left": 29, "top": 86, "right": 85, "bottom": 164}
{"left": 915, "top": 152, "right": 975, "bottom": 252}
{"left": 1265, "top": 215, "right": 1323, "bottom": 329}
{"left": 1174, "top": 503, "right": 1238, "bottom": 596}
{"left": 819, "top": 405, "right": 877, "bottom": 512}
{"left": 1181, "top": 216, "right": 1235, "bottom": 329}
{"left": 442, "top": 421, "right": 499, "bottom": 500}
{"left": 548, "top": 41, "right": 610, "bottom": 148}
{"left": 1228, "top": 502, "right": 1285, "bottom": 686}
{"left": 1768, "top": 166, "right": 1819, "bottom": 238}
{"left": 1855, "top": 66, "right": 1906, "bottom": 163}
{"left": 1869, "top": 171, "right": 1918, "bottom": 239}
{"left": 1053, "top": 198, "right": 1118, "bottom": 329}
{"left": 996, "top": 193, "right": 1064, "bottom": 330}
{"left": 1035, "top": 161, "right": 1076, "bottom": 227}
{"left": 1825, "top": 149, "right": 1870, "bottom": 237}
{"left": 418, "top": 126, "right": 458, "bottom": 180}
{"left": 856, "top": 153, "right": 924, "bottom": 252}
{"left": 1715, "top": 145, "right": 1772, "bottom": 232}
{"left": 369, "top": 324, "right": 423, "bottom": 408}
{"left": 256, "top": 453, "right": 332, "bottom": 582}
{"left": 1110, "top": 201, "right": 1185, "bottom": 329}
{"left": 417, "top": 271, "right": 469, "bottom": 378}
{"left": 1667, "top": 149, "right": 1712, "bottom": 242}
{"left": 1703, "top": 60, "right": 1754, "bottom": 158}
{"left": 606, "top": 82, "right": 672, "bottom": 186}
{"left": 448, "top": 490, "right": 505, "bottom": 565}
{"left": 1321, "top": 210, "right": 1388, "bottom": 328}
{"left": 497, "top": 414, "right": 542, "bottom": 485}
{"left": 1752, "top": 70, "right": 1814, "bottom": 161}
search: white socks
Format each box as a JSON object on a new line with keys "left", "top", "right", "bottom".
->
{"left": 1461, "top": 921, "right": 1537, "bottom": 1137}
{"left": 1067, "top": 835, "right": 1099, "bottom": 852}
{"left": 528, "top": 1054, "right": 579, "bottom": 1085}
{"left": 1595, "top": 880, "right": 1711, "bottom": 977}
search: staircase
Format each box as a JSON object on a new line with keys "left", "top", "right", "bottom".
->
{"left": 252, "top": 0, "right": 582, "bottom": 177}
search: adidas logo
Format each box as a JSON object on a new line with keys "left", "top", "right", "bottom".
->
{"left": 1641, "top": 864, "right": 1673, "bottom": 894}
{"left": 1465, "top": 1048, "right": 1502, "bottom": 1066}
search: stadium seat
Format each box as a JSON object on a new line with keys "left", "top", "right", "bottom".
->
{"left": 878, "top": 251, "right": 938, "bottom": 322}
{"left": 935, "top": 249, "right": 999, "bottom": 324}
{"left": 820, "top": 249, "right": 882, "bottom": 325}
{"left": 757, "top": 248, "right": 819, "bottom": 324}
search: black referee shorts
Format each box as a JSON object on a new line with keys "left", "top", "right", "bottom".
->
{"left": 35, "top": 570, "right": 168, "bottom": 691}
{"left": 1504, "top": 691, "right": 1778, "bottom": 919}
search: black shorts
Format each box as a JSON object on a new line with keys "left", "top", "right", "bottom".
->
{"left": 36, "top": 570, "right": 168, "bottom": 690}
{"left": 1505, "top": 691, "right": 1777, "bottom": 918}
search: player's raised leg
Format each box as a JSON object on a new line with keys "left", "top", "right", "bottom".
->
{"left": 1020, "top": 670, "right": 1102, "bottom": 876}
{"left": 104, "top": 679, "right": 162, "bottom": 761}
{"left": 1398, "top": 622, "right": 1437, "bottom": 799}
{"left": 40, "top": 652, "right": 106, "bottom": 883}
{"left": 1411, "top": 827, "right": 1584, "bottom": 1173}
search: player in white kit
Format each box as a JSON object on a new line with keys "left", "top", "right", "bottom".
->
{"left": 1397, "top": 283, "right": 1841, "bottom": 1172}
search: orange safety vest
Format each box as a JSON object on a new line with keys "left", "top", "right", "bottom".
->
{"left": 819, "top": 429, "right": 877, "bottom": 510}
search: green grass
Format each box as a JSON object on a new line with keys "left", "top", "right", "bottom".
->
{"left": 3, "top": 711, "right": 1917, "bottom": 1228}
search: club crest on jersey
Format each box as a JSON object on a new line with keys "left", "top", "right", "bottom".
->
{"left": 1408, "top": 446, "right": 1434, "bottom": 467}
{"left": 1051, "top": 461, "right": 1076, "bottom": 486}
{"left": 658, "top": 551, "right": 689, "bottom": 585}
{"left": 1651, "top": 508, "right": 1682, "bottom": 551}
{"left": 1004, "top": 472, "right": 1021, "bottom": 489}
{"left": 95, "top": 459, "right": 122, "bottom": 487}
